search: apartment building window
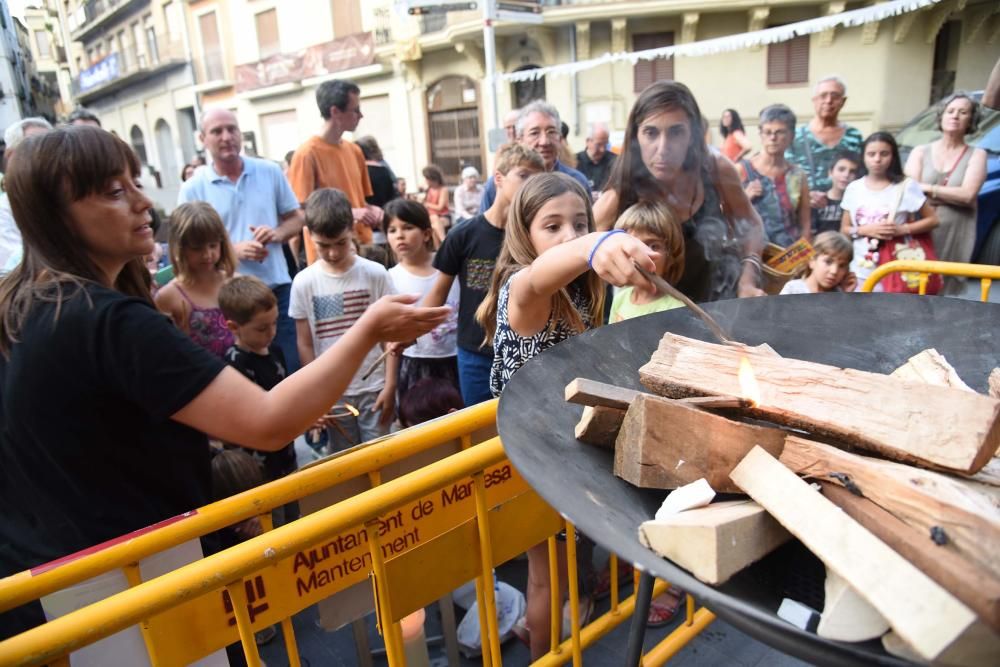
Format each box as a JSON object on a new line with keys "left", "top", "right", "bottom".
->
{"left": 332, "top": 0, "right": 362, "bottom": 38}
{"left": 767, "top": 33, "right": 809, "bottom": 86}
{"left": 145, "top": 15, "right": 159, "bottom": 65}
{"left": 633, "top": 32, "right": 674, "bottom": 93}
{"left": 117, "top": 29, "right": 128, "bottom": 69}
{"left": 34, "top": 30, "right": 50, "bottom": 59}
{"left": 199, "top": 11, "right": 225, "bottom": 80}
{"left": 164, "top": 0, "right": 183, "bottom": 43}
{"left": 255, "top": 9, "right": 280, "bottom": 59}
{"left": 132, "top": 21, "right": 146, "bottom": 67}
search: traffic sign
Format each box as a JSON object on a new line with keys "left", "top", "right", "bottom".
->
{"left": 401, "top": 1, "right": 477, "bottom": 15}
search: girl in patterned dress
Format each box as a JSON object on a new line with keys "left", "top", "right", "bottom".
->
{"left": 475, "top": 172, "right": 657, "bottom": 659}
{"left": 155, "top": 202, "right": 237, "bottom": 357}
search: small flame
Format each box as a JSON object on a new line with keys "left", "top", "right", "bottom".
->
{"left": 738, "top": 356, "right": 761, "bottom": 406}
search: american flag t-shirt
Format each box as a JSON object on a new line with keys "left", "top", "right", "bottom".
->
{"left": 313, "top": 290, "right": 371, "bottom": 342}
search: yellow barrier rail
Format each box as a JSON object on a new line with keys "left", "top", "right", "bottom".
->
{"left": 0, "top": 398, "right": 713, "bottom": 666}
{"left": 860, "top": 259, "right": 1000, "bottom": 300}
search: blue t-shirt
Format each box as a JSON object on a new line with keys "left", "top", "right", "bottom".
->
{"left": 178, "top": 156, "right": 300, "bottom": 286}
{"left": 478, "top": 161, "right": 591, "bottom": 213}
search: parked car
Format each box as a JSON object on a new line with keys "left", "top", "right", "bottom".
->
{"left": 895, "top": 91, "right": 1000, "bottom": 265}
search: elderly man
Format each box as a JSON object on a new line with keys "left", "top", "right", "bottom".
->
{"left": 786, "top": 76, "right": 863, "bottom": 209}
{"left": 503, "top": 108, "right": 520, "bottom": 142}
{"left": 479, "top": 101, "right": 590, "bottom": 212}
{"left": 575, "top": 124, "right": 616, "bottom": 193}
{"left": 286, "top": 79, "right": 382, "bottom": 262}
{"left": 0, "top": 117, "right": 53, "bottom": 273}
{"left": 178, "top": 108, "right": 304, "bottom": 370}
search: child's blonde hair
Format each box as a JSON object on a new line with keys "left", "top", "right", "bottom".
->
{"left": 475, "top": 172, "right": 605, "bottom": 345}
{"left": 614, "top": 201, "right": 685, "bottom": 285}
{"left": 803, "top": 231, "right": 853, "bottom": 277}
{"left": 494, "top": 142, "right": 545, "bottom": 176}
{"left": 168, "top": 201, "right": 236, "bottom": 280}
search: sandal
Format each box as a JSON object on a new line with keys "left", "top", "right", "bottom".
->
{"left": 646, "top": 589, "right": 684, "bottom": 628}
{"left": 592, "top": 559, "right": 634, "bottom": 601}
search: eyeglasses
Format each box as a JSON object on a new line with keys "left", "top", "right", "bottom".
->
{"left": 524, "top": 128, "right": 561, "bottom": 141}
{"left": 760, "top": 129, "right": 789, "bottom": 139}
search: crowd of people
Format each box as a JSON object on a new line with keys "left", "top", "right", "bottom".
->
{"left": 1, "top": 59, "right": 998, "bottom": 655}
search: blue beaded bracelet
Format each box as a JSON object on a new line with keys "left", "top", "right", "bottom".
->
{"left": 588, "top": 229, "right": 626, "bottom": 268}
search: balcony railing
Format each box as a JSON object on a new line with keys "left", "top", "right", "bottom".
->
{"left": 71, "top": 0, "right": 146, "bottom": 42}
{"left": 73, "top": 36, "right": 186, "bottom": 100}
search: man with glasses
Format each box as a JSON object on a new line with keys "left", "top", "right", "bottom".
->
{"left": 287, "top": 79, "right": 382, "bottom": 262}
{"left": 478, "top": 100, "right": 591, "bottom": 212}
{"left": 786, "top": 76, "right": 863, "bottom": 210}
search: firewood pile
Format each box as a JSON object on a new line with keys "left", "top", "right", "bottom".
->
{"left": 566, "top": 333, "right": 1000, "bottom": 666}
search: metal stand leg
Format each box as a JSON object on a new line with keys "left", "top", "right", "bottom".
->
{"left": 625, "top": 572, "right": 655, "bottom": 667}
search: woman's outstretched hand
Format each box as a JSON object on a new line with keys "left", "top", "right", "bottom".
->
{"left": 360, "top": 294, "right": 451, "bottom": 343}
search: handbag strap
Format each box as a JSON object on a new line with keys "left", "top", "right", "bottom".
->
{"left": 940, "top": 144, "right": 969, "bottom": 187}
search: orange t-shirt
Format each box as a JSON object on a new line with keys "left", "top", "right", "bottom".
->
{"left": 287, "top": 136, "right": 375, "bottom": 257}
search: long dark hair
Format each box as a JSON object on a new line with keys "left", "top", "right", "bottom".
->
{"left": 604, "top": 81, "right": 711, "bottom": 217}
{"left": 860, "top": 131, "right": 905, "bottom": 184}
{"left": 0, "top": 126, "right": 150, "bottom": 356}
{"left": 719, "top": 108, "right": 744, "bottom": 138}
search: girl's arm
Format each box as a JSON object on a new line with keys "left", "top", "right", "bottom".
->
{"left": 153, "top": 283, "right": 190, "bottom": 334}
{"left": 840, "top": 209, "right": 854, "bottom": 237}
{"left": 896, "top": 200, "right": 939, "bottom": 236}
{"left": 508, "top": 231, "right": 656, "bottom": 336}
{"left": 593, "top": 189, "right": 620, "bottom": 232}
{"left": 375, "top": 350, "right": 399, "bottom": 427}
{"left": 172, "top": 294, "right": 451, "bottom": 451}
{"left": 797, "top": 174, "right": 812, "bottom": 242}
{"left": 734, "top": 130, "right": 753, "bottom": 160}
{"left": 715, "top": 156, "right": 767, "bottom": 297}
{"left": 925, "top": 149, "right": 987, "bottom": 208}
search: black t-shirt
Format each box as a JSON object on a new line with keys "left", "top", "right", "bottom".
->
{"left": 0, "top": 284, "right": 225, "bottom": 578}
{"left": 812, "top": 196, "right": 844, "bottom": 236}
{"left": 433, "top": 214, "right": 504, "bottom": 354}
{"left": 223, "top": 344, "right": 296, "bottom": 480}
{"left": 366, "top": 164, "right": 399, "bottom": 209}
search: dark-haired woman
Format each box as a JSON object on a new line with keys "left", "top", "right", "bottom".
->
{"left": 719, "top": 108, "right": 752, "bottom": 162}
{"left": 0, "top": 126, "right": 450, "bottom": 638}
{"left": 422, "top": 164, "right": 451, "bottom": 248}
{"left": 904, "top": 92, "right": 987, "bottom": 295}
{"left": 594, "top": 81, "right": 766, "bottom": 301}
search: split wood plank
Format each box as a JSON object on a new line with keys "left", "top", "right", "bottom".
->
{"left": 640, "top": 333, "right": 1000, "bottom": 474}
{"left": 638, "top": 500, "right": 790, "bottom": 585}
{"left": 730, "top": 446, "right": 1000, "bottom": 664}
{"left": 821, "top": 482, "right": 1000, "bottom": 633}
{"left": 817, "top": 569, "right": 889, "bottom": 642}
{"left": 614, "top": 393, "right": 785, "bottom": 493}
{"left": 780, "top": 436, "right": 1000, "bottom": 578}
{"left": 574, "top": 406, "right": 625, "bottom": 449}
{"left": 890, "top": 348, "right": 974, "bottom": 392}
{"left": 991, "top": 368, "right": 1000, "bottom": 400}
{"left": 565, "top": 378, "right": 748, "bottom": 411}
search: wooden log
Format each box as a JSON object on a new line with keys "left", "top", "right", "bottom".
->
{"left": 730, "top": 446, "right": 1000, "bottom": 664}
{"left": 565, "top": 378, "right": 749, "bottom": 411}
{"left": 991, "top": 368, "right": 1000, "bottom": 400}
{"left": 638, "top": 500, "right": 790, "bottom": 585}
{"left": 817, "top": 569, "right": 889, "bottom": 642}
{"left": 780, "top": 436, "right": 1000, "bottom": 579}
{"left": 640, "top": 333, "right": 1000, "bottom": 474}
{"left": 613, "top": 393, "right": 785, "bottom": 493}
{"left": 891, "top": 348, "right": 974, "bottom": 392}
{"left": 821, "top": 482, "right": 1000, "bottom": 632}
{"left": 574, "top": 406, "right": 625, "bottom": 449}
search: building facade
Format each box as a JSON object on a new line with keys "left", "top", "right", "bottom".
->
{"left": 21, "top": 0, "right": 72, "bottom": 121}
{"left": 54, "top": 0, "right": 999, "bottom": 204}
{"left": 0, "top": 0, "right": 36, "bottom": 133}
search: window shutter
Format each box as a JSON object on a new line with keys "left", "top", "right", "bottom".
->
{"left": 633, "top": 32, "right": 674, "bottom": 93}
{"left": 768, "top": 34, "right": 809, "bottom": 85}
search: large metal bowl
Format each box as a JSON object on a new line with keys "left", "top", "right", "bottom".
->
{"left": 497, "top": 293, "right": 999, "bottom": 666}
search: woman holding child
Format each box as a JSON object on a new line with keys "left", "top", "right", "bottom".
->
{"left": 904, "top": 92, "right": 987, "bottom": 295}
{"left": 0, "top": 126, "right": 450, "bottom": 638}
{"left": 594, "top": 81, "right": 766, "bottom": 301}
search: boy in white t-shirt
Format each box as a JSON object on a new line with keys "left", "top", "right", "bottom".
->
{"left": 290, "top": 188, "right": 397, "bottom": 450}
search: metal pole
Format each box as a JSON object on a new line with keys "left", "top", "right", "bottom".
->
{"left": 481, "top": 0, "right": 499, "bottom": 132}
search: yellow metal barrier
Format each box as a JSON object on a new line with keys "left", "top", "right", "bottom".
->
{"left": 0, "top": 399, "right": 712, "bottom": 666}
{"left": 860, "top": 259, "right": 1000, "bottom": 299}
